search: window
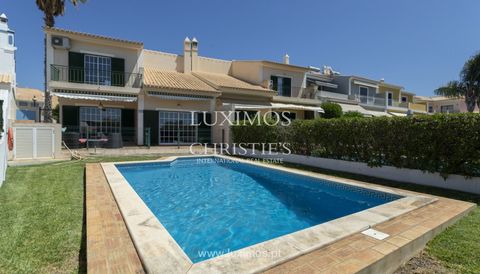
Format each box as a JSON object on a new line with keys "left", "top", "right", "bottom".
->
{"left": 84, "top": 55, "right": 111, "bottom": 85}
{"left": 440, "top": 105, "right": 454, "bottom": 113}
{"left": 0, "top": 100, "right": 3, "bottom": 133}
{"left": 235, "top": 110, "right": 258, "bottom": 121}
{"left": 159, "top": 111, "right": 198, "bottom": 144}
{"left": 359, "top": 86, "right": 369, "bottom": 103}
{"left": 271, "top": 76, "right": 292, "bottom": 97}
{"left": 428, "top": 105, "right": 433, "bottom": 113}
{"left": 8, "top": 35, "right": 13, "bottom": 46}
{"left": 387, "top": 92, "right": 393, "bottom": 106}
{"left": 79, "top": 107, "right": 121, "bottom": 139}
{"left": 401, "top": 96, "right": 408, "bottom": 103}
{"left": 274, "top": 111, "right": 296, "bottom": 122}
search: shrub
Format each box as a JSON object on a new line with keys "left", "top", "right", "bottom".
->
{"left": 231, "top": 113, "right": 480, "bottom": 177}
{"left": 320, "top": 102, "right": 343, "bottom": 119}
{"left": 343, "top": 111, "right": 364, "bottom": 118}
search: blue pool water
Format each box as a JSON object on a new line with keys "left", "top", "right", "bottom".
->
{"left": 117, "top": 157, "right": 401, "bottom": 263}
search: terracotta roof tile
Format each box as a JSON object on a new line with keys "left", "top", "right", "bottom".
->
{"left": 46, "top": 27, "right": 143, "bottom": 46}
{"left": 143, "top": 68, "right": 217, "bottom": 93}
{"left": 16, "top": 87, "right": 59, "bottom": 107}
{"left": 193, "top": 72, "right": 273, "bottom": 93}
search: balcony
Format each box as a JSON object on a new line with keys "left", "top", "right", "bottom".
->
{"left": 50, "top": 65, "right": 143, "bottom": 90}
{"left": 408, "top": 102, "right": 427, "bottom": 112}
{"left": 357, "top": 95, "right": 386, "bottom": 107}
{"left": 356, "top": 95, "right": 427, "bottom": 112}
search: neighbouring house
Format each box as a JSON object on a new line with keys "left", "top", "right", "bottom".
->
{"left": 15, "top": 87, "right": 58, "bottom": 121}
{"left": 45, "top": 28, "right": 326, "bottom": 147}
{"left": 414, "top": 95, "right": 479, "bottom": 114}
{"left": 305, "top": 66, "right": 427, "bottom": 116}
{"left": 0, "top": 13, "right": 16, "bottom": 184}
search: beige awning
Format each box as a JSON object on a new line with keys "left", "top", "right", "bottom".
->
{"left": 271, "top": 103, "right": 324, "bottom": 113}
{"left": 368, "top": 110, "right": 391, "bottom": 117}
{"left": 53, "top": 92, "right": 137, "bottom": 102}
{"left": 337, "top": 103, "right": 371, "bottom": 116}
{"left": 388, "top": 112, "right": 407, "bottom": 117}
{"left": 226, "top": 103, "right": 324, "bottom": 113}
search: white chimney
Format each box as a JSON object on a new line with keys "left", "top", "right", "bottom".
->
{"left": 183, "top": 37, "right": 191, "bottom": 73}
{"left": 0, "top": 14, "right": 8, "bottom": 31}
{"left": 323, "top": 66, "right": 332, "bottom": 76}
{"left": 0, "top": 13, "right": 16, "bottom": 78}
{"left": 191, "top": 37, "right": 198, "bottom": 71}
{"left": 283, "top": 54, "right": 290, "bottom": 65}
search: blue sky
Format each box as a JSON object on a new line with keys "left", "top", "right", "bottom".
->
{"left": 2, "top": 0, "right": 478, "bottom": 96}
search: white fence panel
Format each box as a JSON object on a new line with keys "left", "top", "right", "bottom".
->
{"left": 13, "top": 126, "right": 55, "bottom": 160}
{"left": 14, "top": 128, "right": 34, "bottom": 159}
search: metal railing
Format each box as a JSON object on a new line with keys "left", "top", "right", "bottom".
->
{"left": 50, "top": 65, "right": 143, "bottom": 88}
{"left": 356, "top": 95, "right": 386, "bottom": 107}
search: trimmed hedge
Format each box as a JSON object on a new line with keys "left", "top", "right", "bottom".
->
{"left": 320, "top": 102, "right": 343, "bottom": 119}
{"left": 231, "top": 114, "right": 480, "bottom": 177}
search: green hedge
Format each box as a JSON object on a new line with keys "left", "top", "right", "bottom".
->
{"left": 231, "top": 114, "right": 480, "bottom": 177}
{"left": 320, "top": 102, "right": 343, "bottom": 118}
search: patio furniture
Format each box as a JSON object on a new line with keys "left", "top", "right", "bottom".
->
{"left": 105, "top": 133, "right": 123, "bottom": 148}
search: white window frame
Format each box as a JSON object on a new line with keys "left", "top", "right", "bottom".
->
{"left": 440, "top": 105, "right": 455, "bottom": 113}
{"left": 386, "top": 92, "right": 393, "bottom": 106}
{"left": 359, "top": 86, "right": 369, "bottom": 103}
{"left": 84, "top": 54, "right": 112, "bottom": 86}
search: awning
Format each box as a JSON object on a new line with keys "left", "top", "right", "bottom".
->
{"left": 223, "top": 102, "right": 324, "bottom": 113}
{"left": 147, "top": 91, "right": 214, "bottom": 101}
{"left": 271, "top": 103, "right": 324, "bottom": 113}
{"left": 388, "top": 112, "right": 407, "bottom": 117}
{"left": 368, "top": 110, "right": 391, "bottom": 117}
{"left": 353, "top": 80, "right": 378, "bottom": 89}
{"left": 231, "top": 104, "right": 272, "bottom": 110}
{"left": 315, "top": 81, "right": 338, "bottom": 89}
{"left": 53, "top": 92, "right": 137, "bottom": 102}
{"left": 337, "top": 103, "right": 371, "bottom": 116}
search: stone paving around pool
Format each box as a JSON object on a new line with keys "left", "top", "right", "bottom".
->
{"left": 86, "top": 163, "right": 475, "bottom": 274}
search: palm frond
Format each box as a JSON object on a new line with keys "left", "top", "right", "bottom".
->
{"left": 461, "top": 52, "right": 480, "bottom": 82}
{"left": 434, "top": 81, "right": 465, "bottom": 97}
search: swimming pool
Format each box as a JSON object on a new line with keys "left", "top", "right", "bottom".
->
{"left": 116, "top": 157, "right": 401, "bottom": 263}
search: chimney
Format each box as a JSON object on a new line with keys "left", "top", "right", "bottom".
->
{"left": 184, "top": 37, "right": 192, "bottom": 73}
{"left": 283, "top": 54, "right": 289, "bottom": 65}
{"left": 191, "top": 37, "right": 198, "bottom": 71}
{"left": 0, "top": 14, "right": 8, "bottom": 31}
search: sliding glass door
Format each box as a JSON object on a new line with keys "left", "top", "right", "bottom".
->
{"left": 79, "top": 107, "right": 121, "bottom": 139}
{"left": 159, "top": 111, "right": 198, "bottom": 144}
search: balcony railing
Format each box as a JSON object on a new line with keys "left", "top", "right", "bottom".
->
{"left": 357, "top": 95, "right": 386, "bottom": 107}
{"left": 50, "top": 65, "right": 143, "bottom": 88}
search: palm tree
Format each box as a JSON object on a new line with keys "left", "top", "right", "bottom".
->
{"left": 435, "top": 53, "right": 480, "bottom": 112}
{"left": 36, "top": 0, "right": 86, "bottom": 122}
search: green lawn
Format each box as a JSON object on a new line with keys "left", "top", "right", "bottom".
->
{"left": 0, "top": 156, "right": 158, "bottom": 274}
{"left": 0, "top": 157, "right": 478, "bottom": 273}
{"left": 279, "top": 162, "right": 480, "bottom": 274}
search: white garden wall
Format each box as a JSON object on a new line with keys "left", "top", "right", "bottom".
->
{"left": 238, "top": 150, "right": 480, "bottom": 195}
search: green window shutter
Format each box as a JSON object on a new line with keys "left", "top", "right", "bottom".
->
{"left": 197, "top": 112, "right": 212, "bottom": 144}
{"left": 68, "top": 52, "right": 84, "bottom": 83}
{"left": 62, "top": 106, "right": 80, "bottom": 131}
{"left": 0, "top": 100, "right": 3, "bottom": 134}
{"left": 111, "top": 58, "right": 125, "bottom": 87}
{"left": 283, "top": 77, "right": 291, "bottom": 97}
{"left": 270, "top": 76, "right": 278, "bottom": 92}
